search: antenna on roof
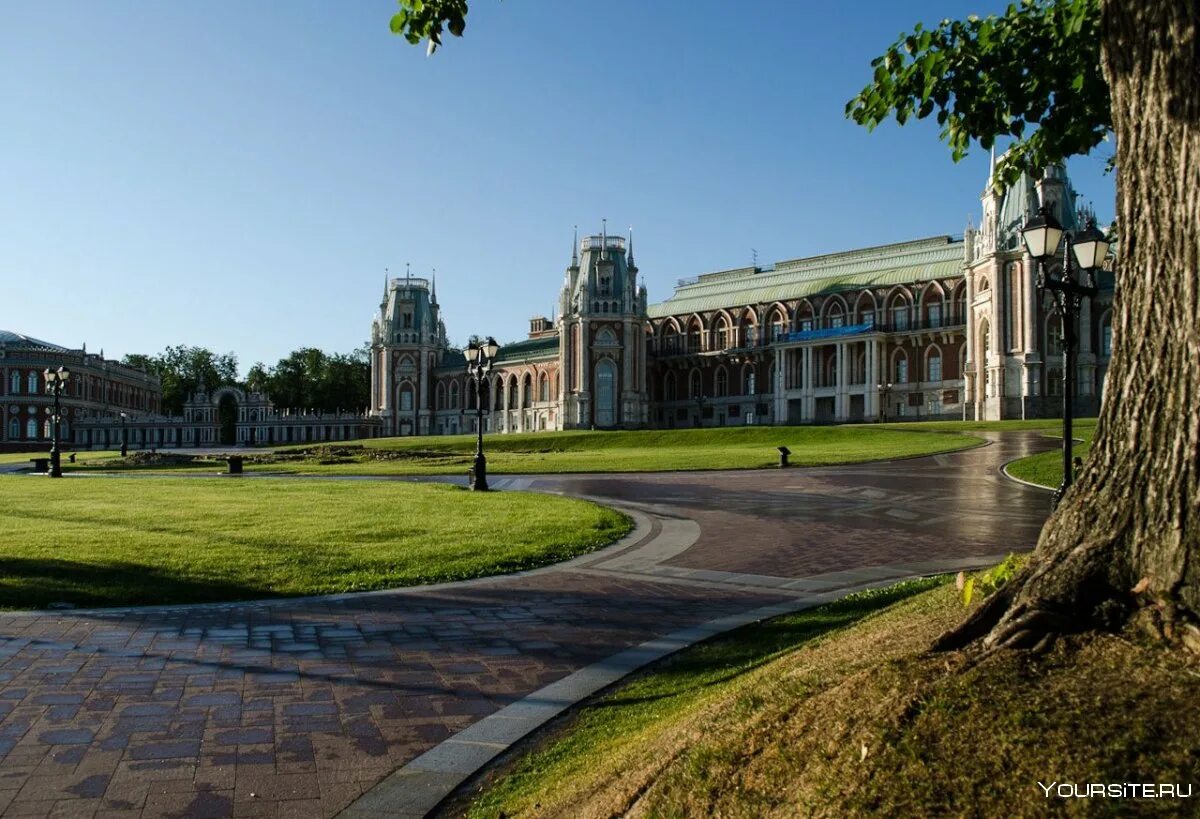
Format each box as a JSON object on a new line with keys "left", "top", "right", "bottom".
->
{"left": 752, "top": 248, "right": 758, "bottom": 267}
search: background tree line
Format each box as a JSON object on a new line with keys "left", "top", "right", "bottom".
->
{"left": 122, "top": 344, "right": 370, "bottom": 415}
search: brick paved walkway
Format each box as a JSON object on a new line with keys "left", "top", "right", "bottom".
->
{"left": 0, "top": 433, "right": 1053, "bottom": 817}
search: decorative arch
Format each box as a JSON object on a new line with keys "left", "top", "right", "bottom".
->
{"left": 891, "top": 347, "right": 910, "bottom": 384}
{"left": 522, "top": 372, "right": 533, "bottom": 406}
{"left": 685, "top": 315, "right": 704, "bottom": 353}
{"left": 737, "top": 307, "right": 758, "bottom": 347}
{"left": 714, "top": 365, "right": 729, "bottom": 397}
{"left": 951, "top": 279, "right": 968, "bottom": 324}
{"left": 435, "top": 381, "right": 446, "bottom": 411}
{"left": 794, "top": 299, "right": 816, "bottom": 331}
{"left": 924, "top": 343, "right": 944, "bottom": 382}
{"left": 595, "top": 327, "right": 619, "bottom": 347}
{"left": 538, "top": 371, "right": 549, "bottom": 402}
{"left": 664, "top": 371, "right": 677, "bottom": 402}
{"left": 594, "top": 357, "right": 617, "bottom": 426}
{"left": 767, "top": 303, "right": 789, "bottom": 340}
{"left": 853, "top": 290, "right": 877, "bottom": 325}
{"left": 689, "top": 367, "right": 703, "bottom": 399}
{"left": 885, "top": 286, "right": 914, "bottom": 330}
{"left": 449, "top": 380, "right": 460, "bottom": 410}
{"left": 711, "top": 310, "right": 734, "bottom": 350}
{"left": 820, "top": 294, "right": 849, "bottom": 328}
{"left": 659, "top": 318, "right": 682, "bottom": 354}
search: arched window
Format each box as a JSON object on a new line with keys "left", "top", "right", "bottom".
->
{"left": 26, "top": 419, "right": 38, "bottom": 439}
{"left": 8, "top": 418, "right": 19, "bottom": 439}
{"left": 890, "top": 294, "right": 911, "bottom": 330}
{"left": 1100, "top": 313, "right": 1113, "bottom": 356}
{"left": 687, "top": 321, "right": 702, "bottom": 353}
{"left": 715, "top": 367, "right": 728, "bottom": 397}
{"left": 715, "top": 317, "right": 730, "bottom": 350}
{"left": 538, "top": 373, "right": 549, "bottom": 402}
{"left": 522, "top": 374, "right": 532, "bottom": 406}
{"left": 399, "top": 383, "right": 414, "bottom": 412}
{"left": 9, "top": 371, "right": 19, "bottom": 395}
{"left": 664, "top": 372, "right": 677, "bottom": 402}
{"left": 1047, "top": 316, "right": 1064, "bottom": 356}
{"left": 27, "top": 371, "right": 38, "bottom": 394}
{"left": 1047, "top": 367, "right": 1063, "bottom": 396}
{"left": 927, "top": 348, "right": 943, "bottom": 382}
{"left": 435, "top": 382, "right": 446, "bottom": 410}
{"left": 894, "top": 352, "right": 909, "bottom": 384}
{"left": 690, "top": 370, "right": 702, "bottom": 399}
{"left": 449, "top": 381, "right": 460, "bottom": 410}
{"left": 825, "top": 300, "right": 845, "bottom": 329}
{"left": 508, "top": 377, "right": 518, "bottom": 408}
{"left": 493, "top": 379, "right": 504, "bottom": 411}
{"left": 771, "top": 310, "right": 786, "bottom": 340}
{"left": 743, "top": 367, "right": 756, "bottom": 396}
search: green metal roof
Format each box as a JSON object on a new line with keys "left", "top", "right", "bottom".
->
{"left": 494, "top": 335, "right": 559, "bottom": 363}
{"left": 647, "top": 236, "right": 964, "bottom": 319}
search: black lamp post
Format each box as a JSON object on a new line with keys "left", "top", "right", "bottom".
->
{"left": 466, "top": 336, "right": 500, "bottom": 491}
{"left": 43, "top": 366, "right": 71, "bottom": 478}
{"left": 877, "top": 381, "right": 893, "bottom": 422}
{"left": 1021, "top": 204, "right": 1109, "bottom": 509}
{"left": 119, "top": 411, "right": 128, "bottom": 457}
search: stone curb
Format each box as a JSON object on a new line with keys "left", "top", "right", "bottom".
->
{"left": 340, "top": 555, "right": 1009, "bottom": 819}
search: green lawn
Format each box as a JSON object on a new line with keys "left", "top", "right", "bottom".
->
{"left": 65, "top": 425, "right": 985, "bottom": 476}
{"left": 0, "top": 476, "right": 629, "bottom": 609}
{"left": 1004, "top": 425, "right": 1097, "bottom": 488}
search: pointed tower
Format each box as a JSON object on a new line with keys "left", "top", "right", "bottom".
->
{"left": 558, "top": 221, "right": 650, "bottom": 429}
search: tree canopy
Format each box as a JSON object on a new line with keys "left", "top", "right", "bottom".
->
{"left": 122, "top": 346, "right": 238, "bottom": 415}
{"left": 845, "top": 0, "right": 1111, "bottom": 189}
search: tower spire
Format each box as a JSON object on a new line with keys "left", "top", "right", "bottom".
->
{"left": 382, "top": 268, "right": 389, "bottom": 304}
{"left": 571, "top": 225, "right": 578, "bottom": 267}
{"left": 431, "top": 268, "right": 438, "bottom": 304}
{"left": 627, "top": 225, "right": 635, "bottom": 268}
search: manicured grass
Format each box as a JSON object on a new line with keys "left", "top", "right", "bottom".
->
{"left": 1005, "top": 425, "right": 1097, "bottom": 488}
{"left": 70, "top": 426, "right": 984, "bottom": 476}
{"left": 0, "top": 476, "right": 629, "bottom": 609}
{"left": 0, "top": 450, "right": 125, "bottom": 466}
{"left": 464, "top": 569, "right": 1199, "bottom": 818}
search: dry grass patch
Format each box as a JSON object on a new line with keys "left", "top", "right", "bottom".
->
{"left": 463, "top": 581, "right": 1200, "bottom": 818}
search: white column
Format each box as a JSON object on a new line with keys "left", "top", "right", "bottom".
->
{"left": 802, "top": 346, "right": 814, "bottom": 421}
{"left": 773, "top": 346, "right": 786, "bottom": 423}
{"left": 835, "top": 342, "right": 847, "bottom": 420}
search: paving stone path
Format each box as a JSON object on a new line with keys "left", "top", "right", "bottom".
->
{"left": 0, "top": 432, "right": 1053, "bottom": 817}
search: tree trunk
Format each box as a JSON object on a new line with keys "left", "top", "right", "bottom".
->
{"left": 941, "top": 0, "right": 1200, "bottom": 652}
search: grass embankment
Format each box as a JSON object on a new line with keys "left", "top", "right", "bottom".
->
{"left": 1005, "top": 422, "right": 1098, "bottom": 488}
{"left": 67, "top": 426, "right": 983, "bottom": 475}
{"left": 0, "top": 477, "right": 628, "bottom": 609}
{"left": 463, "top": 572, "right": 1198, "bottom": 818}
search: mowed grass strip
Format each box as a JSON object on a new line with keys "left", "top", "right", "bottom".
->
{"left": 0, "top": 477, "right": 629, "bottom": 609}
{"left": 68, "top": 425, "right": 985, "bottom": 476}
{"left": 464, "top": 572, "right": 1199, "bottom": 818}
{"left": 1005, "top": 424, "right": 1097, "bottom": 488}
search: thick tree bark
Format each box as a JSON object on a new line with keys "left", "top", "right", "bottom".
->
{"left": 940, "top": 0, "right": 1200, "bottom": 652}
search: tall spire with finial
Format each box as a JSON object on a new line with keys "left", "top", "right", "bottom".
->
{"left": 571, "top": 225, "right": 578, "bottom": 267}
{"left": 382, "top": 268, "right": 389, "bottom": 305}
{"left": 431, "top": 268, "right": 438, "bottom": 304}
{"left": 627, "top": 225, "right": 635, "bottom": 268}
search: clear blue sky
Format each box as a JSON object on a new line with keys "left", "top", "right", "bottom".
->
{"left": 2, "top": 1, "right": 1114, "bottom": 372}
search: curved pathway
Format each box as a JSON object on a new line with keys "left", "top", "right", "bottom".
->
{"left": 0, "top": 433, "right": 1053, "bottom": 817}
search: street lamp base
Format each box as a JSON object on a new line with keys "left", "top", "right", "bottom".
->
{"left": 469, "top": 454, "right": 489, "bottom": 491}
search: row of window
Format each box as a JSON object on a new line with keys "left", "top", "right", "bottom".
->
{"left": 6, "top": 419, "right": 63, "bottom": 440}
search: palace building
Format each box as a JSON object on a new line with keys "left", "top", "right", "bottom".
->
{"left": 9, "top": 161, "right": 1112, "bottom": 453}
{"left": 370, "top": 162, "right": 1114, "bottom": 435}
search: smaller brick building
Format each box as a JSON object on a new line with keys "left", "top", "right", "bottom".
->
{"left": 0, "top": 331, "right": 160, "bottom": 451}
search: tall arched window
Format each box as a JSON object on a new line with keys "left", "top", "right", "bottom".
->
{"left": 772, "top": 310, "right": 786, "bottom": 340}
{"left": 8, "top": 418, "right": 19, "bottom": 439}
{"left": 538, "top": 373, "right": 549, "bottom": 402}
{"left": 27, "top": 371, "right": 38, "bottom": 394}
{"left": 595, "top": 359, "right": 617, "bottom": 426}
{"left": 522, "top": 374, "right": 532, "bottom": 406}
{"left": 1100, "top": 313, "right": 1113, "bottom": 356}
{"left": 399, "top": 383, "right": 414, "bottom": 412}
{"left": 743, "top": 366, "right": 756, "bottom": 396}
{"left": 715, "top": 317, "right": 730, "bottom": 350}
{"left": 715, "top": 368, "right": 728, "bottom": 397}
{"left": 26, "top": 419, "right": 37, "bottom": 439}
{"left": 664, "top": 372, "right": 677, "bottom": 402}
{"left": 690, "top": 370, "right": 702, "bottom": 399}
{"left": 9, "top": 371, "right": 19, "bottom": 395}
{"left": 927, "top": 348, "right": 943, "bottom": 382}
{"left": 508, "top": 377, "right": 518, "bottom": 408}
{"left": 435, "top": 382, "right": 446, "bottom": 410}
{"left": 687, "top": 321, "right": 702, "bottom": 353}
{"left": 894, "top": 352, "right": 909, "bottom": 384}
{"left": 449, "top": 381, "right": 460, "bottom": 410}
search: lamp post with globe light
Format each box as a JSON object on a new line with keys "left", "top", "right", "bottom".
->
{"left": 43, "top": 366, "right": 71, "bottom": 478}
{"left": 465, "top": 337, "right": 500, "bottom": 491}
{"left": 1021, "top": 204, "right": 1110, "bottom": 509}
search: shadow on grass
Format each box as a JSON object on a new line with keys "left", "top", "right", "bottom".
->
{"left": 0, "top": 556, "right": 267, "bottom": 610}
